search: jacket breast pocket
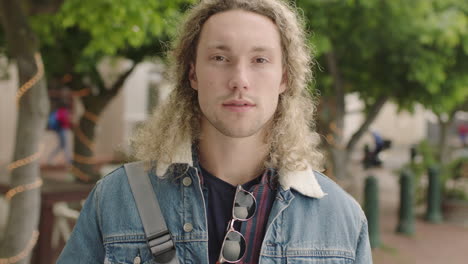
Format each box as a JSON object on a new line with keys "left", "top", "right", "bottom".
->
{"left": 286, "top": 256, "right": 353, "bottom": 264}
{"left": 104, "top": 242, "right": 155, "bottom": 264}
{"left": 286, "top": 249, "right": 354, "bottom": 264}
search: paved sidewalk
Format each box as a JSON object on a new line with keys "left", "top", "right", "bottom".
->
{"left": 343, "top": 146, "right": 468, "bottom": 264}
{"left": 373, "top": 205, "right": 468, "bottom": 264}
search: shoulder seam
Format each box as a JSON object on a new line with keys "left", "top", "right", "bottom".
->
{"left": 313, "top": 170, "right": 367, "bottom": 221}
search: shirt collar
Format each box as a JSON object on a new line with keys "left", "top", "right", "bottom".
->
{"left": 197, "top": 166, "right": 275, "bottom": 191}
{"left": 154, "top": 140, "right": 326, "bottom": 199}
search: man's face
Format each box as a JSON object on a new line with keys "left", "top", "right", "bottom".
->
{"left": 189, "top": 10, "right": 287, "bottom": 138}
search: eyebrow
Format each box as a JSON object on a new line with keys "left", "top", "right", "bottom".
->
{"left": 251, "top": 46, "right": 270, "bottom": 52}
{"left": 207, "top": 44, "right": 272, "bottom": 52}
{"left": 207, "top": 44, "right": 231, "bottom": 51}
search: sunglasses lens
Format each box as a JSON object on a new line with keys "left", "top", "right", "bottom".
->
{"left": 233, "top": 190, "right": 256, "bottom": 220}
{"left": 221, "top": 231, "right": 246, "bottom": 262}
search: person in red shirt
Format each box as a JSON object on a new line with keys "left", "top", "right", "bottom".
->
{"left": 47, "top": 103, "right": 72, "bottom": 165}
{"left": 458, "top": 123, "right": 468, "bottom": 147}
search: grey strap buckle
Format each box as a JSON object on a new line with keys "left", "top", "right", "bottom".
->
{"left": 148, "top": 231, "right": 174, "bottom": 256}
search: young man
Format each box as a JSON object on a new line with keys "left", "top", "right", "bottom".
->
{"left": 58, "top": 0, "right": 372, "bottom": 263}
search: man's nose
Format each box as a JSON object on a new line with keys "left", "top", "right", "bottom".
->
{"left": 228, "top": 63, "right": 249, "bottom": 90}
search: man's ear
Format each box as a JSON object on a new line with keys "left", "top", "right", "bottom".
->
{"left": 189, "top": 63, "right": 198, "bottom": 90}
{"left": 279, "top": 69, "right": 288, "bottom": 94}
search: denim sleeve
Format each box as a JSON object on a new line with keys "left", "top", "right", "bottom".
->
{"left": 354, "top": 219, "right": 373, "bottom": 264}
{"left": 56, "top": 182, "right": 104, "bottom": 263}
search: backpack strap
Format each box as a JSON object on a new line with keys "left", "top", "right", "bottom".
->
{"left": 124, "top": 161, "right": 179, "bottom": 264}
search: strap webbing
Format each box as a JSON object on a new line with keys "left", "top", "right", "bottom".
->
{"left": 124, "top": 162, "right": 178, "bottom": 263}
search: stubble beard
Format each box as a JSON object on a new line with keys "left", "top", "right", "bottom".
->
{"left": 200, "top": 111, "right": 270, "bottom": 139}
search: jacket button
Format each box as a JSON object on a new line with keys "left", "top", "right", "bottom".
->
{"left": 182, "top": 177, "right": 192, "bottom": 186}
{"left": 183, "top": 223, "right": 193, "bottom": 232}
{"left": 133, "top": 256, "right": 141, "bottom": 264}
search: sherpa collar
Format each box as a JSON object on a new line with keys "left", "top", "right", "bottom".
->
{"left": 155, "top": 140, "right": 326, "bottom": 199}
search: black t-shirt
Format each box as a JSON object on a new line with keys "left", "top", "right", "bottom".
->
{"left": 200, "top": 166, "right": 260, "bottom": 264}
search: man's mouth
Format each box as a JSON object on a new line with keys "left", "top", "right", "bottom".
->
{"left": 224, "top": 103, "right": 252, "bottom": 106}
{"left": 222, "top": 99, "right": 256, "bottom": 112}
{"left": 223, "top": 99, "right": 255, "bottom": 106}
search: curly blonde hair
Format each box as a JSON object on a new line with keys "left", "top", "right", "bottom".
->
{"left": 132, "top": 0, "right": 324, "bottom": 173}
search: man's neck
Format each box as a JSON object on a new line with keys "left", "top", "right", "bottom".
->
{"left": 198, "top": 130, "right": 269, "bottom": 186}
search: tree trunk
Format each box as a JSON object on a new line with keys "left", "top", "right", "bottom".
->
{"left": 321, "top": 52, "right": 348, "bottom": 180}
{"left": 0, "top": 0, "right": 48, "bottom": 263}
{"left": 329, "top": 147, "right": 349, "bottom": 180}
{"left": 437, "top": 113, "right": 455, "bottom": 165}
{"left": 72, "top": 65, "right": 136, "bottom": 182}
{"left": 319, "top": 94, "right": 349, "bottom": 180}
{"left": 72, "top": 113, "right": 100, "bottom": 182}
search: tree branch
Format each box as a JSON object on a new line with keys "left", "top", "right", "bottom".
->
{"left": 109, "top": 63, "right": 137, "bottom": 94}
{"left": 346, "top": 95, "right": 389, "bottom": 152}
{"left": 96, "top": 62, "right": 137, "bottom": 101}
{"left": 89, "top": 66, "right": 106, "bottom": 92}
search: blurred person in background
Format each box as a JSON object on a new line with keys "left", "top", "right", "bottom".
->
{"left": 47, "top": 102, "right": 72, "bottom": 165}
{"left": 363, "top": 131, "right": 392, "bottom": 168}
{"left": 57, "top": 0, "right": 372, "bottom": 263}
{"left": 458, "top": 123, "right": 468, "bottom": 147}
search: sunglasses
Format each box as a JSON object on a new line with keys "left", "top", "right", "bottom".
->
{"left": 217, "top": 185, "right": 257, "bottom": 264}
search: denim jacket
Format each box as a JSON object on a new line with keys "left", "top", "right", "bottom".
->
{"left": 57, "top": 144, "right": 372, "bottom": 264}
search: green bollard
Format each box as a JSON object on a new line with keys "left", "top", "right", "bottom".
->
{"left": 396, "top": 170, "right": 415, "bottom": 235}
{"left": 364, "top": 175, "right": 380, "bottom": 248}
{"left": 426, "top": 165, "right": 443, "bottom": 223}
